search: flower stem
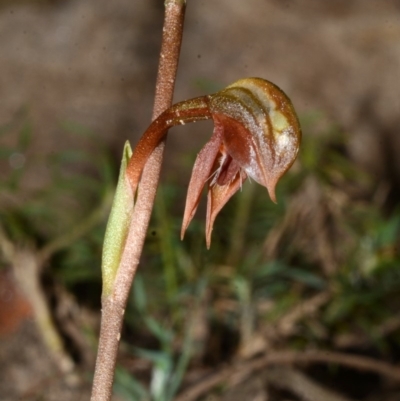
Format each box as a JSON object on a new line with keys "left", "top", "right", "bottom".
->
{"left": 90, "top": 2, "right": 187, "bottom": 400}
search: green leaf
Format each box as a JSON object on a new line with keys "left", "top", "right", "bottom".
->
{"left": 284, "top": 267, "right": 326, "bottom": 289}
{"left": 101, "top": 141, "right": 134, "bottom": 297}
{"left": 377, "top": 213, "right": 400, "bottom": 248}
{"left": 0, "top": 148, "right": 15, "bottom": 159}
{"left": 61, "top": 120, "right": 94, "bottom": 137}
{"left": 18, "top": 120, "right": 32, "bottom": 150}
{"left": 135, "top": 348, "right": 172, "bottom": 369}
{"left": 114, "top": 367, "right": 149, "bottom": 401}
{"left": 143, "top": 316, "right": 173, "bottom": 345}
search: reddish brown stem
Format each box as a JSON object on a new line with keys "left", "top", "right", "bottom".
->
{"left": 90, "top": 2, "right": 187, "bottom": 400}
{"left": 126, "top": 96, "right": 211, "bottom": 194}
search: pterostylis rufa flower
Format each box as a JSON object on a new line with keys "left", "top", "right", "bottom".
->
{"left": 125, "top": 77, "right": 301, "bottom": 248}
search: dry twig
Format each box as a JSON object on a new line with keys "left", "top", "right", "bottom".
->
{"left": 265, "top": 367, "right": 354, "bottom": 401}
{"left": 0, "top": 225, "right": 75, "bottom": 378}
{"left": 175, "top": 350, "right": 400, "bottom": 401}
{"left": 273, "top": 291, "right": 332, "bottom": 337}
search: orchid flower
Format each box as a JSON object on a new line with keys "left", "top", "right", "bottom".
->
{"left": 125, "top": 77, "right": 301, "bottom": 248}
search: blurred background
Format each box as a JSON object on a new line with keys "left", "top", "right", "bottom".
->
{"left": 1, "top": 0, "right": 400, "bottom": 400}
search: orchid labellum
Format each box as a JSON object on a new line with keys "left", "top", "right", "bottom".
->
{"left": 123, "top": 77, "right": 301, "bottom": 248}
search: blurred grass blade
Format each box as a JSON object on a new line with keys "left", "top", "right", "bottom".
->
{"left": 143, "top": 316, "right": 173, "bottom": 345}
{"left": 18, "top": 120, "right": 32, "bottom": 150}
{"left": 114, "top": 367, "right": 149, "bottom": 401}
{"left": 166, "top": 323, "right": 194, "bottom": 401}
{"left": 132, "top": 274, "right": 147, "bottom": 313}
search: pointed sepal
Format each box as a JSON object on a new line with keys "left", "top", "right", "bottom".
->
{"left": 181, "top": 123, "right": 223, "bottom": 240}
{"left": 205, "top": 171, "right": 245, "bottom": 249}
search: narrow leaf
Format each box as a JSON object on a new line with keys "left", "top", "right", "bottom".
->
{"left": 101, "top": 141, "right": 134, "bottom": 297}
